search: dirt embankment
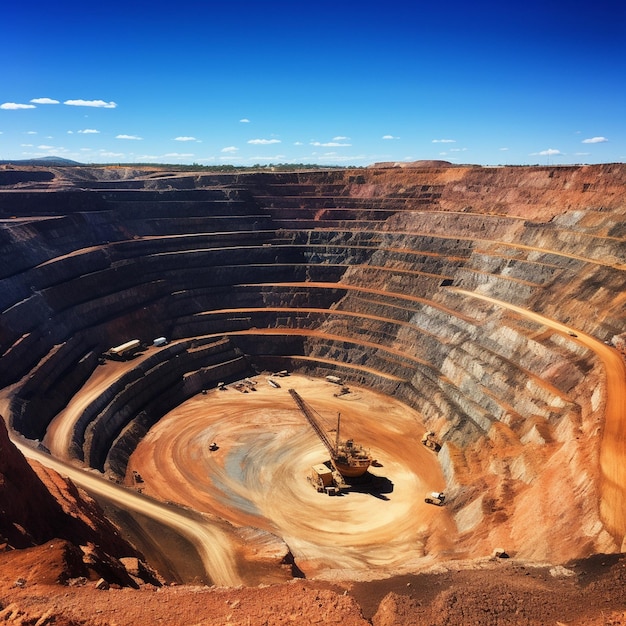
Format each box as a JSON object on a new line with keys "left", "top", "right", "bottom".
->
{"left": 3, "top": 542, "right": 626, "bottom": 625}
{"left": 0, "top": 417, "right": 133, "bottom": 558}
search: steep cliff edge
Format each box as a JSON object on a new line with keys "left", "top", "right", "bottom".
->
{"left": 0, "top": 417, "right": 148, "bottom": 587}
{"left": 0, "top": 418, "right": 70, "bottom": 549}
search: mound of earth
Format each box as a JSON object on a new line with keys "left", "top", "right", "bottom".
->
{"left": 0, "top": 418, "right": 128, "bottom": 553}
{"left": 2, "top": 546, "right": 626, "bottom": 624}
{"left": 0, "top": 417, "right": 155, "bottom": 590}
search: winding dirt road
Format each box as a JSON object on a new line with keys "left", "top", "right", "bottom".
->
{"left": 43, "top": 357, "right": 150, "bottom": 460}
{"left": 11, "top": 436, "right": 243, "bottom": 587}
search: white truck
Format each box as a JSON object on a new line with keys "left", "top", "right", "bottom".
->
{"left": 425, "top": 491, "right": 446, "bottom": 506}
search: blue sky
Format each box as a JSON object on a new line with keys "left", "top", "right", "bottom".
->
{"left": 1, "top": 0, "right": 624, "bottom": 166}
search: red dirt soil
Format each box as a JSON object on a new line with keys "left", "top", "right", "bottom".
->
{"left": 2, "top": 541, "right": 626, "bottom": 625}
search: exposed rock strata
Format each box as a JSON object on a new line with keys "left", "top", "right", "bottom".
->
{"left": 0, "top": 164, "right": 624, "bottom": 576}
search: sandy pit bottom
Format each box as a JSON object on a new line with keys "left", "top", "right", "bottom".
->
{"left": 129, "top": 374, "right": 456, "bottom": 579}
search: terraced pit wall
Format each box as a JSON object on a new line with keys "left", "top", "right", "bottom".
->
{"left": 0, "top": 163, "right": 624, "bottom": 559}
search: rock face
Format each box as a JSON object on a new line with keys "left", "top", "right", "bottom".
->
{"left": 0, "top": 410, "right": 166, "bottom": 588}
{"left": 0, "top": 416, "right": 140, "bottom": 584}
{"left": 0, "top": 417, "right": 70, "bottom": 548}
{"left": 0, "top": 163, "right": 624, "bottom": 571}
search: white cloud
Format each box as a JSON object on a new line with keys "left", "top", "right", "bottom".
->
{"left": 239, "top": 118, "right": 250, "bottom": 123}
{"left": 78, "top": 129, "right": 100, "bottom": 134}
{"left": 64, "top": 99, "right": 117, "bottom": 108}
{"left": 315, "top": 153, "right": 368, "bottom": 163}
{"left": 382, "top": 135, "right": 399, "bottom": 140}
{"left": 37, "top": 144, "right": 56, "bottom": 150}
{"left": 174, "top": 136, "right": 198, "bottom": 142}
{"left": 1, "top": 102, "right": 36, "bottom": 110}
{"left": 294, "top": 141, "right": 304, "bottom": 146}
{"left": 249, "top": 154, "right": 286, "bottom": 162}
{"left": 26, "top": 131, "right": 38, "bottom": 135}
{"left": 582, "top": 136, "right": 608, "bottom": 144}
{"left": 116, "top": 134, "right": 143, "bottom": 140}
{"left": 132, "top": 152, "right": 196, "bottom": 161}
{"left": 499, "top": 147, "right": 509, "bottom": 151}
{"left": 99, "top": 151, "right": 125, "bottom": 158}
{"left": 574, "top": 152, "right": 591, "bottom": 156}
{"left": 432, "top": 139, "right": 456, "bottom": 143}
{"left": 221, "top": 146, "right": 239, "bottom": 153}
{"left": 310, "top": 141, "right": 351, "bottom": 147}
{"left": 333, "top": 136, "right": 350, "bottom": 141}
{"left": 532, "top": 148, "right": 562, "bottom": 156}
{"left": 248, "top": 138, "right": 281, "bottom": 145}
{"left": 30, "top": 97, "right": 59, "bottom": 105}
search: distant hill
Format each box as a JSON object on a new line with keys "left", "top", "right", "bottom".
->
{"left": 0, "top": 156, "right": 82, "bottom": 166}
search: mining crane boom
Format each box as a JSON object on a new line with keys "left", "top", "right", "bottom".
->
{"left": 289, "top": 388, "right": 372, "bottom": 478}
{"left": 288, "top": 389, "right": 336, "bottom": 457}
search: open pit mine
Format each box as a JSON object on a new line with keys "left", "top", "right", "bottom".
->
{"left": 0, "top": 161, "right": 625, "bottom": 625}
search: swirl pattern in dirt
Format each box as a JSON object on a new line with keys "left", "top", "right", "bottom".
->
{"left": 129, "top": 375, "right": 454, "bottom": 578}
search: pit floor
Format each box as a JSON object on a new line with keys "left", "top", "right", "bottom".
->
{"left": 128, "top": 374, "right": 456, "bottom": 580}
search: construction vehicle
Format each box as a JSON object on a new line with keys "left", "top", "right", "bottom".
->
{"left": 106, "top": 339, "right": 141, "bottom": 361}
{"left": 234, "top": 378, "right": 257, "bottom": 393}
{"left": 325, "top": 375, "right": 343, "bottom": 385}
{"left": 289, "top": 389, "right": 372, "bottom": 478}
{"left": 424, "top": 491, "right": 445, "bottom": 506}
{"left": 421, "top": 431, "right": 441, "bottom": 452}
{"left": 307, "top": 464, "right": 346, "bottom": 495}
{"left": 308, "top": 464, "right": 334, "bottom": 493}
